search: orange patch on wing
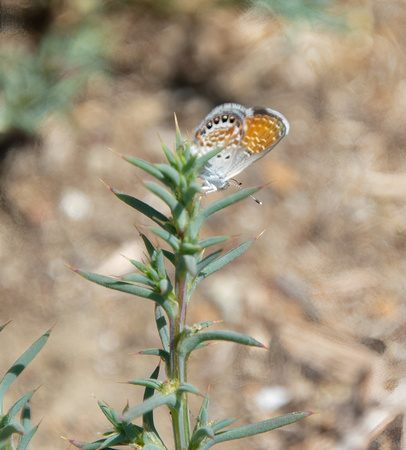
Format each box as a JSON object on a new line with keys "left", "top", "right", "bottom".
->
{"left": 242, "top": 115, "right": 284, "bottom": 155}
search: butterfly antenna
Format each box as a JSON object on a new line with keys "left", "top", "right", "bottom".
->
{"left": 229, "top": 179, "right": 262, "bottom": 205}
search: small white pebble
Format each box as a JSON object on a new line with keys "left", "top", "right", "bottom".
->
{"left": 255, "top": 386, "right": 291, "bottom": 412}
{"left": 60, "top": 188, "right": 93, "bottom": 221}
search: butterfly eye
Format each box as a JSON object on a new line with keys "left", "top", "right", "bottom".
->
{"left": 221, "top": 115, "right": 228, "bottom": 123}
{"left": 213, "top": 116, "right": 220, "bottom": 124}
{"left": 206, "top": 121, "right": 213, "bottom": 129}
{"left": 229, "top": 115, "right": 235, "bottom": 124}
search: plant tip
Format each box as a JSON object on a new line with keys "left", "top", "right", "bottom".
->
{"left": 255, "top": 230, "right": 266, "bottom": 241}
{"left": 0, "top": 319, "right": 12, "bottom": 329}
{"left": 36, "top": 417, "right": 44, "bottom": 427}
{"left": 48, "top": 320, "right": 58, "bottom": 332}
{"left": 60, "top": 436, "right": 78, "bottom": 445}
{"left": 31, "top": 385, "right": 42, "bottom": 395}
{"left": 100, "top": 179, "right": 114, "bottom": 192}
{"left": 108, "top": 147, "right": 122, "bottom": 157}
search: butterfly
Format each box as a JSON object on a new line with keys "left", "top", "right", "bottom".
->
{"left": 191, "top": 103, "right": 289, "bottom": 193}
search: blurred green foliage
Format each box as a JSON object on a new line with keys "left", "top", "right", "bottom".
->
{"left": 0, "top": 0, "right": 344, "bottom": 141}
{"left": 253, "top": 0, "right": 346, "bottom": 28}
{"left": 0, "top": 16, "right": 112, "bottom": 138}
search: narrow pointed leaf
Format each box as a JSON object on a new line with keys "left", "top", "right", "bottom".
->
{"left": 0, "top": 321, "right": 11, "bottom": 333}
{"left": 192, "top": 321, "right": 217, "bottom": 332}
{"left": 196, "top": 240, "right": 254, "bottom": 282}
{"left": 195, "top": 250, "right": 222, "bottom": 274}
{"left": 181, "top": 254, "right": 197, "bottom": 277}
{"left": 98, "top": 400, "right": 120, "bottom": 426}
{"left": 123, "top": 156, "right": 166, "bottom": 182}
{"left": 101, "top": 432, "right": 127, "bottom": 447}
{"left": 162, "top": 249, "right": 175, "bottom": 265}
{"left": 140, "top": 234, "right": 156, "bottom": 258}
{"left": 149, "top": 227, "right": 180, "bottom": 251}
{"left": 174, "top": 206, "right": 188, "bottom": 232}
{"left": 177, "top": 383, "right": 201, "bottom": 395}
{"left": 190, "top": 242, "right": 252, "bottom": 299}
{"left": 17, "top": 424, "right": 38, "bottom": 450}
{"left": 142, "top": 365, "right": 160, "bottom": 434}
{"left": 144, "top": 181, "right": 178, "bottom": 211}
{"left": 128, "top": 258, "right": 149, "bottom": 274}
{"left": 175, "top": 124, "right": 183, "bottom": 149}
{"left": 74, "top": 270, "right": 177, "bottom": 318}
{"left": 191, "top": 187, "right": 261, "bottom": 236}
{"left": 182, "top": 140, "right": 192, "bottom": 159}
{"left": 121, "top": 273, "right": 155, "bottom": 287}
{"left": 64, "top": 438, "right": 106, "bottom": 449}
{"left": 160, "top": 142, "right": 176, "bottom": 167}
{"left": 137, "top": 349, "right": 170, "bottom": 364}
{"left": 76, "top": 270, "right": 157, "bottom": 299}
{"left": 142, "top": 443, "right": 168, "bottom": 450}
{"left": 190, "top": 427, "right": 215, "bottom": 449}
{"left": 121, "top": 393, "right": 177, "bottom": 422}
{"left": 202, "top": 412, "right": 313, "bottom": 448}
{"left": 212, "top": 418, "right": 237, "bottom": 432}
{"left": 194, "top": 394, "right": 210, "bottom": 432}
{"left": 158, "top": 279, "right": 169, "bottom": 294}
{"left": 7, "top": 390, "right": 35, "bottom": 423}
{"left": 155, "top": 248, "right": 166, "bottom": 279}
{"left": 140, "top": 380, "right": 167, "bottom": 449}
{"left": 199, "top": 236, "right": 229, "bottom": 249}
{"left": 155, "top": 305, "right": 170, "bottom": 352}
{"left": 179, "top": 330, "right": 265, "bottom": 357}
{"left": 0, "top": 327, "right": 51, "bottom": 414}
{"left": 192, "top": 148, "right": 223, "bottom": 172}
{"left": 155, "top": 164, "right": 181, "bottom": 187}
{"left": 121, "top": 420, "right": 141, "bottom": 443}
{"left": 128, "top": 379, "right": 163, "bottom": 391}
{"left": 111, "top": 188, "right": 171, "bottom": 230}
{"left": 0, "top": 422, "right": 25, "bottom": 440}
{"left": 20, "top": 400, "right": 32, "bottom": 433}
{"left": 181, "top": 182, "right": 202, "bottom": 207}
{"left": 130, "top": 260, "right": 160, "bottom": 283}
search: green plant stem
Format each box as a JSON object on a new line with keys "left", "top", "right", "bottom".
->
{"left": 170, "top": 394, "right": 190, "bottom": 450}
{"left": 171, "top": 266, "right": 190, "bottom": 449}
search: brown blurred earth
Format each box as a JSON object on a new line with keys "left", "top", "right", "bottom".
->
{"left": 0, "top": 1, "right": 405, "bottom": 449}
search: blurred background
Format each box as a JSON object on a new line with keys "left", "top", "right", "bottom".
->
{"left": 1, "top": 0, "right": 405, "bottom": 448}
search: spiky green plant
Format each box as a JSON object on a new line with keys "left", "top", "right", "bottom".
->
{"left": 68, "top": 125, "right": 312, "bottom": 449}
{"left": 0, "top": 322, "right": 52, "bottom": 450}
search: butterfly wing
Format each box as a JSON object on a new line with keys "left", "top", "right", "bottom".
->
{"left": 191, "top": 104, "right": 247, "bottom": 190}
{"left": 224, "top": 107, "right": 289, "bottom": 181}
{"left": 192, "top": 103, "right": 246, "bottom": 155}
{"left": 192, "top": 104, "right": 289, "bottom": 191}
